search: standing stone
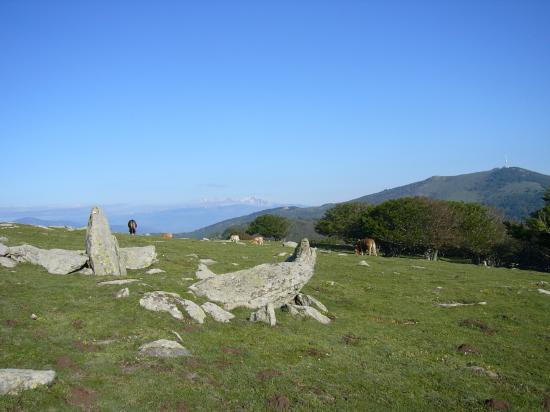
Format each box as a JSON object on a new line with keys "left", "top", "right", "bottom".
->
{"left": 85, "top": 207, "right": 126, "bottom": 276}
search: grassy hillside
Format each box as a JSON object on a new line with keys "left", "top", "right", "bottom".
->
{"left": 1, "top": 224, "right": 549, "bottom": 411}
{"left": 353, "top": 167, "right": 550, "bottom": 221}
{"left": 182, "top": 167, "right": 550, "bottom": 240}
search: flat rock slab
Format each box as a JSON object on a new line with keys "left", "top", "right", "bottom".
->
{"left": 145, "top": 268, "right": 165, "bottom": 275}
{"left": 538, "top": 288, "right": 550, "bottom": 296}
{"left": 438, "top": 302, "right": 487, "bottom": 308}
{"left": 98, "top": 279, "right": 139, "bottom": 286}
{"left": 120, "top": 246, "right": 157, "bottom": 270}
{"left": 195, "top": 263, "right": 215, "bottom": 280}
{"left": 0, "top": 257, "right": 17, "bottom": 268}
{"left": 294, "top": 293, "right": 328, "bottom": 312}
{"left": 140, "top": 291, "right": 206, "bottom": 323}
{"left": 358, "top": 260, "right": 370, "bottom": 267}
{"left": 0, "top": 369, "right": 56, "bottom": 395}
{"left": 199, "top": 259, "right": 217, "bottom": 266}
{"left": 189, "top": 239, "right": 316, "bottom": 311}
{"left": 286, "top": 304, "right": 331, "bottom": 324}
{"left": 115, "top": 288, "right": 129, "bottom": 298}
{"left": 8, "top": 245, "right": 87, "bottom": 275}
{"left": 138, "top": 339, "right": 191, "bottom": 358}
{"left": 201, "top": 302, "right": 235, "bottom": 323}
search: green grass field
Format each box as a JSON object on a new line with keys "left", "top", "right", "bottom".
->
{"left": 1, "top": 224, "right": 549, "bottom": 411}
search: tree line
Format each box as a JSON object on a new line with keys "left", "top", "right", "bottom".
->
{"left": 315, "top": 190, "right": 550, "bottom": 271}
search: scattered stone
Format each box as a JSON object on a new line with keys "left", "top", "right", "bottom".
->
{"left": 77, "top": 267, "right": 93, "bottom": 275}
{"left": 186, "top": 253, "right": 198, "bottom": 258}
{"left": 138, "top": 339, "right": 191, "bottom": 358}
{"left": 250, "top": 303, "right": 276, "bottom": 326}
{"left": 484, "top": 399, "right": 510, "bottom": 410}
{"left": 199, "top": 258, "right": 217, "bottom": 266}
{"left": 85, "top": 206, "right": 126, "bottom": 276}
{"left": 294, "top": 293, "right": 328, "bottom": 312}
{"left": 358, "top": 260, "right": 370, "bottom": 267}
{"left": 182, "top": 277, "right": 194, "bottom": 281}
{"left": 189, "top": 239, "right": 317, "bottom": 311}
{"left": 171, "top": 331, "right": 183, "bottom": 342}
{"left": 201, "top": 302, "right": 235, "bottom": 323}
{"left": 538, "top": 289, "right": 550, "bottom": 296}
{"left": 468, "top": 366, "right": 498, "bottom": 379}
{"left": 0, "top": 223, "right": 15, "bottom": 228}
{"left": 8, "top": 245, "right": 88, "bottom": 275}
{"left": 195, "top": 263, "right": 216, "bottom": 280}
{"left": 337, "top": 253, "right": 347, "bottom": 256}
{"left": 457, "top": 344, "right": 480, "bottom": 354}
{"left": 0, "top": 243, "right": 8, "bottom": 256}
{"left": 115, "top": 288, "right": 129, "bottom": 298}
{"left": 119, "top": 246, "right": 157, "bottom": 269}
{"left": 139, "top": 291, "right": 206, "bottom": 323}
{"left": 412, "top": 265, "right": 426, "bottom": 269}
{"left": 98, "top": 279, "right": 139, "bottom": 286}
{"left": 438, "top": 302, "right": 487, "bottom": 308}
{"left": 0, "top": 236, "right": 8, "bottom": 242}
{"left": 276, "top": 252, "right": 287, "bottom": 257}
{"left": 318, "top": 249, "right": 331, "bottom": 254}
{"left": 285, "top": 304, "right": 331, "bottom": 325}
{"left": 145, "top": 268, "right": 165, "bottom": 275}
{"left": 282, "top": 241, "right": 298, "bottom": 248}
{"left": 231, "top": 263, "right": 239, "bottom": 266}
{"left": 0, "top": 369, "right": 56, "bottom": 395}
{"left": 201, "top": 238, "right": 210, "bottom": 241}
{"left": 0, "top": 256, "right": 17, "bottom": 268}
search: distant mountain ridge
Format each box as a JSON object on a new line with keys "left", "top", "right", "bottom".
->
{"left": 180, "top": 167, "right": 550, "bottom": 240}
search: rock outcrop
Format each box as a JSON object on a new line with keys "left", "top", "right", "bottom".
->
{"left": 119, "top": 246, "right": 157, "bottom": 269}
{"left": 249, "top": 303, "right": 276, "bottom": 326}
{"left": 189, "top": 239, "right": 316, "bottom": 310}
{"left": 0, "top": 369, "right": 56, "bottom": 395}
{"left": 139, "top": 291, "right": 206, "bottom": 323}
{"left": 0, "top": 257, "right": 17, "bottom": 268}
{"left": 7, "top": 245, "right": 87, "bottom": 275}
{"left": 195, "top": 263, "right": 216, "bottom": 280}
{"left": 85, "top": 207, "right": 126, "bottom": 276}
{"left": 138, "top": 340, "right": 191, "bottom": 358}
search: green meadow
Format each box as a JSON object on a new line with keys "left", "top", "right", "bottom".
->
{"left": 1, "top": 224, "right": 549, "bottom": 411}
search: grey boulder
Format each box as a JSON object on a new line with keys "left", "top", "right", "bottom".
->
{"left": 119, "top": 246, "right": 157, "bottom": 270}
{"left": 139, "top": 291, "right": 206, "bottom": 324}
{"left": 7, "top": 245, "right": 87, "bottom": 275}
{"left": 285, "top": 304, "right": 331, "bottom": 325}
{"left": 85, "top": 206, "right": 126, "bottom": 276}
{"left": 0, "top": 369, "right": 56, "bottom": 395}
{"left": 138, "top": 339, "right": 191, "bottom": 358}
{"left": 201, "top": 302, "right": 235, "bottom": 323}
{"left": 249, "top": 303, "right": 276, "bottom": 326}
{"left": 294, "top": 293, "right": 328, "bottom": 312}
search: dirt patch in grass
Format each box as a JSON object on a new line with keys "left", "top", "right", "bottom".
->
{"left": 73, "top": 340, "right": 98, "bottom": 352}
{"left": 56, "top": 355, "right": 80, "bottom": 371}
{"left": 71, "top": 319, "right": 85, "bottom": 330}
{"left": 183, "top": 325, "right": 200, "bottom": 333}
{"left": 267, "top": 394, "right": 291, "bottom": 411}
{"left": 67, "top": 386, "right": 97, "bottom": 411}
{"left": 5, "top": 319, "right": 17, "bottom": 327}
{"left": 457, "top": 344, "right": 481, "bottom": 355}
{"left": 256, "top": 369, "right": 282, "bottom": 381}
{"left": 312, "top": 387, "right": 335, "bottom": 403}
{"left": 305, "top": 347, "right": 329, "bottom": 358}
{"left": 160, "top": 401, "right": 189, "bottom": 412}
{"left": 221, "top": 346, "right": 244, "bottom": 355}
{"left": 484, "top": 398, "right": 510, "bottom": 410}
{"left": 459, "top": 318, "right": 496, "bottom": 335}
{"left": 543, "top": 397, "right": 550, "bottom": 410}
{"left": 342, "top": 333, "right": 361, "bottom": 345}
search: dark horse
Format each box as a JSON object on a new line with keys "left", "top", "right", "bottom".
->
{"left": 128, "top": 219, "right": 137, "bottom": 235}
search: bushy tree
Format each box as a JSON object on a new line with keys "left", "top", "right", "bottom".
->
{"left": 315, "top": 203, "right": 372, "bottom": 242}
{"left": 246, "top": 214, "right": 290, "bottom": 240}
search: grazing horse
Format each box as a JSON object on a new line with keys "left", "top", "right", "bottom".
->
{"left": 229, "top": 234, "right": 240, "bottom": 243}
{"left": 355, "top": 238, "right": 377, "bottom": 256}
{"left": 128, "top": 219, "right": 137, "bottom": 235}
{"left": 162, "top": 233, "right": 173, "bottom": 239}
{"left": 250, "top": 236, "right": 264, "bottom": 246}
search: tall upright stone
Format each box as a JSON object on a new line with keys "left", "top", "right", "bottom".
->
{"left": 85, "top": 207, "right": 126, "bottom": 276}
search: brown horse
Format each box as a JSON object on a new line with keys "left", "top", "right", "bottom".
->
{"left": 128, "top": 219, "right": 137, "bottom": 235}
{"left": 250, "top": 236, "right": 264, "bottom": 245}
{"left": 355, "top": 238, "right": 377, "bottom": 256}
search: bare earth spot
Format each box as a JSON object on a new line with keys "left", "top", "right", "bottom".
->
{"left": 72, "top": 319, "right": 84, "bottom": 330}
{"left": 457, "top": 344, "right": 480, "bottom": 354}
{"left": 73, "top": 340, "right": 98, "bottom": 352}
{"left": 312, "top": 387, "right": 335, "bottom": 403}
{"left": 68, "top": 386, "right": 97, "bottom": 411}
{"left": 484, "top": 399, "right": 510, "bottom": 410}
{"left": 214, "top": 359, "right": 234, "bottom": 369}
{"left": 5, "top": 319, "right": 17, "bottom": 327}
{"left": 56, "top": 356, "right": 79, "bottom": 371}
{"left": 459, "top": 318, "right": 496, "bottom": 335}
{"left": 342, "top": 334, "right": 361, "bottom": 346}
{"left": 305, "top": 347, "right": 328, "bottom": 358}
{"left": 256, "top": 369, "right": 282, "bottom": 381}
{"left": 183, "top": 325, "right": 200, "bottom": 333}
{"left": 267, "top": 394, "right": 291, "bottom": 411}
{"left": 543, "top": 397, "right": 550, "bottom": 410}
{"left": 221, "top": 346, "right": 244, "bottom": 355}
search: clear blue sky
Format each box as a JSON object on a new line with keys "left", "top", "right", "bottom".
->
{"left": 1, "top": 0, "right": 549, "bottom": 207}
